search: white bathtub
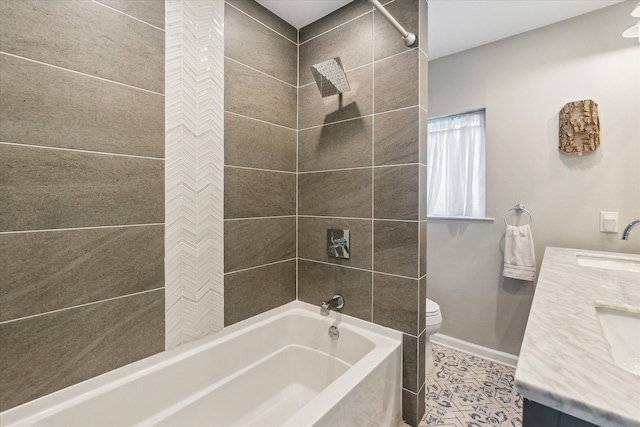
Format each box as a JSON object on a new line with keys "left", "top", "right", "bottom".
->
{"left": 1, "top": 301, "right": 402, "bottom": 427}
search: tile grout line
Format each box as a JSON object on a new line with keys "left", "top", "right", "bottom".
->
{"left": 299, "top": 48, "right": 419, "bottom": 90}
{"left": 224, "top": 258, "right": 295, "bottom": 275}
{"left": 224, "top": 56, "right": 297, "bottom": 89}
{"left": 225, "top": 110, "right": 297, "bottom": 132}
{"left": 0, "top": 51, "right": 164, "bottom": 96}
{"left": 0, "top": 288, "right": 164, "bottom": 325}
{"left": 224, "top": 215, "right": 296, "bottom": 222}
{"left": 92, "top": 0, "right": 165, "bottom": 32}
{"left": 299, "top": 257, "right": 421, "bottom": 281}
{"left": 225, "top": 164, "right": 296, "bottom": 175}
{"left": 418, "top": 18, "right": 424, "bottom": 356}
{"left": 297, "top": 22, "right": 302, "bottom": 296}
{"left": 299, "top": 214, "right": 420, "bottom": 223}
{"left": 0, "top": 223, "right": 164, "bottom": 235}
{"left": 299, "top": 163, "right": 420, "bottom": 175}
{"left": 298, "top": 104, "right": 418, "bottom": 132}
{"left": 299, "top": 8, "right": 374, "bottom": 46}
{"left": 402, "top": 386, "right": 420, "bottom": 396}
{"left": 371, "top": 10, "right": 376, "bottom": 323}
{"left": 298, "top": 0, "right": 399, "bottom": 47}
{"left": 0, "top": 141, "right": 164, "bottom": 161}
{"left": 225, "top": 1, "right": 297, "bottom": 46}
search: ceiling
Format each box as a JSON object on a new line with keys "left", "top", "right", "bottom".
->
{"left": 256, "top": 0, "right": 353, "bottom": 29}
{"left": 256, "top": 0, "right": 626, "bottom": 59}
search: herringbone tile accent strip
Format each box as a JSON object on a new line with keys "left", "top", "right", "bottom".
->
{"left": 165, "top": 0, "right": 225, "bottom": 350}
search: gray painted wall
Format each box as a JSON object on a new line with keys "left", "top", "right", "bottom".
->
{"left": 427, "top": 1, "right": 640, "bottom": 356}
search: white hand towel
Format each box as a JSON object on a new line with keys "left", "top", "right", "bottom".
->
{"left": 503, "top": 224, "right": 536, "bottom": 281}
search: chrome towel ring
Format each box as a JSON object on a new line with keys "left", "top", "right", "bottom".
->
{"left": 503, "top": 204, "right": 533, "bottom": 226}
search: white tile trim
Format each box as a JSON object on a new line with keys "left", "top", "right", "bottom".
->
{"left": 431, "top": 333, "right": 519, "bottom": 368}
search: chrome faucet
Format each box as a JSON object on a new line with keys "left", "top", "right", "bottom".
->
{"left": 320, "top": 294, "right": 344, "bottom": 316}
{"left": 329, "top": 237, "right": 349, "bottom": 257}
{"left": 327, "top": 229, "right": 350, "bottom": 259}
{"left": 621, "top": 219, "right": 640, "bottom": 240}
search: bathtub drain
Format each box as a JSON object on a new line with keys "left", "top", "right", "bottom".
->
{"left": 328, "top": 326, "right": 340, "bottom": 340}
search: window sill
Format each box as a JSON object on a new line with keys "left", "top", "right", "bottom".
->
{"left": 427, "top": 215, "right": 495, "bottom": 222}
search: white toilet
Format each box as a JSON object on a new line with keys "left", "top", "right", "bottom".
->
{"left": 425, "top": 298, "right": 443, "bottom": 375}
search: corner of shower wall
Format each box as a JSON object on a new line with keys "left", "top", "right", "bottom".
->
{"left": 416, "top": 0, "right": 428, "bottom": 424}
{"left": 297, "top": 0, "right": 428, "bottom": 424}
{"left": 221, "top": 0, "right": 298, "bottom": 326}
{"left": 165, "top": 0, "right": 225, "bottom": 350}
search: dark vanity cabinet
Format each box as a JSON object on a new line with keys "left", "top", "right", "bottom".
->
{"left": 523, "top": 399, "right": 601, "bottom": 427}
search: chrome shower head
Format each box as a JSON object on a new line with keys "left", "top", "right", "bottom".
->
{"left": 310, "top": 57, "right": 351, "bottom": 98}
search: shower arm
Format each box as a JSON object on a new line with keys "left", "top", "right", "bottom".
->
{"left": 367, "top": 0, "right": 417, "bottom": 47}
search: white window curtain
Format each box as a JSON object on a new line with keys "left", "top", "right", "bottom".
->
{"left": 427, "top": 110, "right": 486, "bottom": 217}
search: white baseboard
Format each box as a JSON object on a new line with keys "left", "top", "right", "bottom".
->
{"left": 430, "top": 333, "right": 519, "bottom": 368}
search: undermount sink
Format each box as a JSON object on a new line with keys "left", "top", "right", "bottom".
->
{"left": 596, "top": 306, "right": 640, "bottom": 376}
{"left": 576, "top": 253, "right": 640, "bottom": 272}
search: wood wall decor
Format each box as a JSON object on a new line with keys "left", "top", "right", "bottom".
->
{"left": 559, "top": 99, "right": 600, "bottom": 154}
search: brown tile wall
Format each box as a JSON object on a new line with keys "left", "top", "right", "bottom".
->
{"left": 0, "top": 0, "right": 165, "bottom": 411}
{"left": 1, "top": 0, "right": 427, "bottom": 419}
{"left": 298, "top": 0, "right": 428, "bottom": 424}
{"left": 223, "top": 1, "right": 298, "bottom": 325}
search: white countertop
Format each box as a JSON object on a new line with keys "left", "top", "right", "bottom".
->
{"left": 515, "top": 247, "right": 640, "bottom": 427}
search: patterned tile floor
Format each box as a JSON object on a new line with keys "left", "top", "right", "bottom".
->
{"left": 419, "top": 344, "right": 523, "bottom": 427}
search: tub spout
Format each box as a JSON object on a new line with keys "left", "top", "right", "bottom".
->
{"left": 622, "top": 219, "right": 640, "bottom": 240}
{"left": 320, "top": 295, "right": 344, "bottom": 316}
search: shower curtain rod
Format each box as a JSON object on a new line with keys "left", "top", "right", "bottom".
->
{"left": 367, "top": 0, "right": 416, "bottom": 47}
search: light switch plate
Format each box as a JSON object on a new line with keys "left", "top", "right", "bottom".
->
{"left": 600, "top": 211, "right": 619, "bottom": 233}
